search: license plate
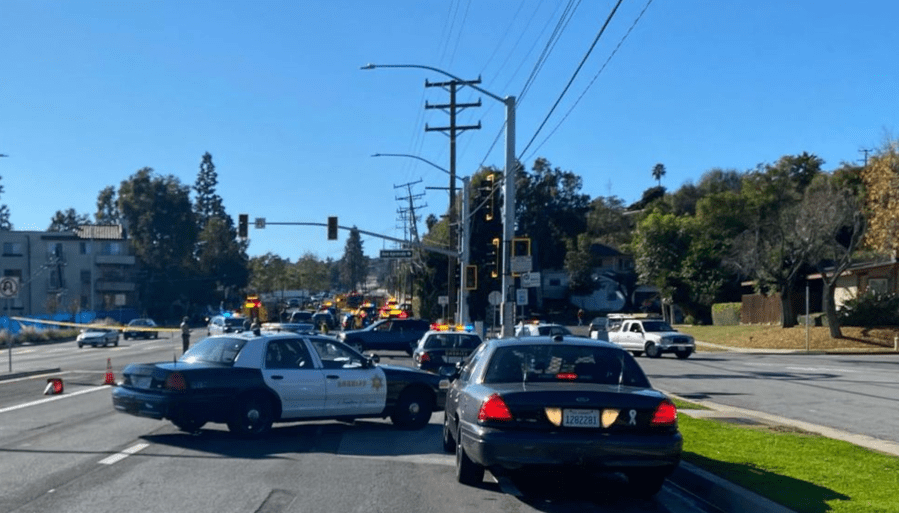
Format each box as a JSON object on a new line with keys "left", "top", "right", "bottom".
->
{"left": 563, "top": 409, "right": 599, "bottom": 428}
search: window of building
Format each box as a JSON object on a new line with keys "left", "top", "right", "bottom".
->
{"left": 868, "top": 278, "right": 888, "bottom": 294}
{"left": 101, "top": 242, "right": 123, "bottom": 255}
{"left": 2, "top": 242, "right": 23, "bottom": 256}
{"left": 80, "top": 242, "right": 92, "bottom": 255}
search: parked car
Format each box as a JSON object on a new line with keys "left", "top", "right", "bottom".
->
{"left": 443, "top": 334, "right": 682, "bottom": 496}
{"left": 337, "top": 318, "right": 431, "bottom": 354}
{"left": 123, "top": 318, "right": 159, "bottom": 340}
{"left": 112, "top": 332, "right": 448, "bottom": 436}
{"left": 412, "top": 329, "right": 483, "bottom": 374}
{"left": 514, "top": 322, "right": 572, "bottom": 337}
{"left": 77, "top": 327, "right": 120, "bottom": 348}
{"left": 588, "top": 317, "right": 609, "bottom": 340}
{"left": 207, "top": 315, "right": 248, "bottom": 336}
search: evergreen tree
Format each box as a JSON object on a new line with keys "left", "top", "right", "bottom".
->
{"left": 0, "top": 175, "right": 10, "bottom": 230}
{"left": 193, "top": 152, "right": 228, "bottom": 231}
{"left": 48, "top": 208, "right": 90, "bottom": 231}
{"left": 340, "top": 228, "right": 368, "bottom": 290}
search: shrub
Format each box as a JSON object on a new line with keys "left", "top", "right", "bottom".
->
{"left": 838, "top": 291, "right": 899, "bottom": 326}
{"left": 712, "top": 302, "right": 741, "bottom": 326}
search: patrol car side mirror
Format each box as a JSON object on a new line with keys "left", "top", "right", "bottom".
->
{"left": 366, "top": 354, "right": 380, "bottom": 366}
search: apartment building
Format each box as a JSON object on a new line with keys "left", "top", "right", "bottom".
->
{"left": 0, "top": 225, "right": 136, "bottom": 317}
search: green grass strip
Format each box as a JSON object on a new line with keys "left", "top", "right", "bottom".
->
{"left": 679, "top": 415, "right": 899, "bottom": 513}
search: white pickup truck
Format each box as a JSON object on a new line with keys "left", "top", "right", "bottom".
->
{"left": 607, "top": 318, "right": 695, "bottom": 359}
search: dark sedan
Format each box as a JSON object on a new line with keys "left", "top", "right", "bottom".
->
{"left": 112, "top": 332, "right": 448, "bottom": 437}
{"left": 443, "top": 335, "right": 682, "bottom": 497}
{"left": 123, "top": 318, "right": 159, "bottom": 340}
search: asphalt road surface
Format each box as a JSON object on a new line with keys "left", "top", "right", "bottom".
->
{"left": 0, "top": 334, "right": 716, "bottom": 513}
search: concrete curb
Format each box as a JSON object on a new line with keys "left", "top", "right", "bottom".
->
{"left": 0, "top": 368, "right": 62, "bottom": 382}
{"left": 669, "top": 461, "right": 797, "bottom": 513}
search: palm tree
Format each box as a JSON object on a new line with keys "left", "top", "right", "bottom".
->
{"left": 652, "top": 163, "right": 666, "bottom": 186}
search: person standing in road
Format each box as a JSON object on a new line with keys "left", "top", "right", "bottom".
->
{"left": 577, "top": 309, "right": 584, "bottom": 326}
{"left": 181, "top": 316, "right": 191, "bottom": 354}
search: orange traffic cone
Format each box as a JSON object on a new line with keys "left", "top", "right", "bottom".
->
{"left": 43, "top": 378, "right": 64, "bottom": 395}
{"left": 103, "top": 358, "right": 116, "bottom": 385}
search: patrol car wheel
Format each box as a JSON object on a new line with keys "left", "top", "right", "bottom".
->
{"left": 390, "top": 388, "right": 432, "bottom": 430}
{"left": 442, "top": 414, "right": 456, "bottom": 453}
{"left": 228, "top": 394, "right": 274, "bottom": 438}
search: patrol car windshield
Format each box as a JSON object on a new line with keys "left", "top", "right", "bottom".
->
{"left": 483, "top": 345, "right": 649, "bottom": 387}
{"left": 181, "top": 337, "right": 247, "bottom": 365}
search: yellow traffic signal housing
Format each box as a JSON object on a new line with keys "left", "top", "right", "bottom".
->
{"left": 491, "top": 237, "right": 500, "bottom": 278}
{"left": 512, "top": 237, "right": 531, "bottom": 257}
{"left": 465, "top": 265, "right": 478, "bottom": 290}
{"left": 485, "top": 173, "right": 495, "bottom": 221}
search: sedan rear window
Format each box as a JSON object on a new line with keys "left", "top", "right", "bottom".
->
{"left": 181, "top": 337, "right": 247, "bottom": 365}
{"left": 483, "top": 344, "right": 649, "bottom": 387}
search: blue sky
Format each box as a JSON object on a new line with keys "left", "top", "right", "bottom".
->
{"left": 3, "top": 1, "right": 897, "bottom": 262}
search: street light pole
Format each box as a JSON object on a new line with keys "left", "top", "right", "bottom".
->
{"left": 371, "top": 152, "right": 471, "bottom": 325}
{"left": 363, "top": 64, "right": 517, "bottom": 336}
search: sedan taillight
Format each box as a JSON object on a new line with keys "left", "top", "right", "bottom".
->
{"left": 650, "top": 399, "right": 677, "bottom": 426}
{"left": 478, "top": 393, "right": 513, "bottom": 422}
{"left": 417, "top": 352, "right": 430, "bottom": 363}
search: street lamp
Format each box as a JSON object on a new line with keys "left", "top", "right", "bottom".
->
{"left": 362, "top": 63, "right": 517, "bottom": 337}
{"left": 371, "top": 152, "right": 471, "bottom": 325}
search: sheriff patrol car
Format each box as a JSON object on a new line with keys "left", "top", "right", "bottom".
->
{"left": 111, "top": 331, "right": 448, "bottom": 437}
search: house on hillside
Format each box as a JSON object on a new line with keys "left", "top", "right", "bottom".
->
{"left": 567, "top": 243, "right": 643, "bottom": 313}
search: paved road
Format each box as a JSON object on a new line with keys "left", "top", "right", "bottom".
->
{"left": 0, "top": 334, "right": 717, "bottom": 513}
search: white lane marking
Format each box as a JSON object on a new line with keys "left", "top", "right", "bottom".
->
{"left": 98, "top": 443, "right": 150, "bottom": 465}
{"left": 0, "top": 386, "right": 109, "bottom": 414}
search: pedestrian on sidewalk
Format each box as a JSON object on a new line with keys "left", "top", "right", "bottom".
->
{"left": 180, "top": 316, "right": 191, "bottom": 354}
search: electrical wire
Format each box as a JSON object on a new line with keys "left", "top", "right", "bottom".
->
{"left": 523, "top": 0, "right": 656, "bottom": 163}
{"left": 517, "top": 0, "right": 625, "bottom": 161}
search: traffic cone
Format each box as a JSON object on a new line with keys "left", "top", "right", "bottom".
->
{"left": 43, "top": 378, "right": 64, "bottom": 395}
{"left": 103, "top": 358, "right": 116, "bottom": 385}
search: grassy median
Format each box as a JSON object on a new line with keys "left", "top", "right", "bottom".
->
{"left": 673, "top": 398, "right": 899, "bottom": 513}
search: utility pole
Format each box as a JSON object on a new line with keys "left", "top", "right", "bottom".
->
{"left": 425, "top": 78, "right": 481, "bottom": 323}
{"left": 395, "top": 181, "right": 426, "bottom": 303}
{"left": 859, "top": 148, "right": 872, "bottom": 167}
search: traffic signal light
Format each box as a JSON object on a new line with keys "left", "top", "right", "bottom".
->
{"left": 490, "top": 237, "right": 500, "bottom": 278}
{"left": 238, "top": 214, "right": 248, "bottom": 238}
{"left": 465, "top": 265, "right": 477, "bottom": 290}
{"left": 327, "top": 216, "right": 338, "bottom": 240}
{"left": 484, "top": 173, "right": 495, "bottom": 221}
{"left": 512, "top": 237, "right": 531, "bottom": 257}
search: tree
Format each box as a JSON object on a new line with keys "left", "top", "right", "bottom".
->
{"left": 0, "top": 175, "right": 10, "bottom": 230}
{"left": 95, "top": 186, "right": 121, "bottom": 224}
{"left": 731, "top": 154, "right": 824, "bottom": 327}
{"left": 516, "top": 158, "right": 590, "bottom": 271}
{"left": 195, "top": 216, "right": 249, "bottom": 306}
{"left": 48, "top": 208, "right": 90, "bottom": 231}
{"left": 340, "top": 228, "right": 367, "bottom": 291}
{"left": 800, "top": 172, "right": 866, "bottom": 338}
{"left": 193, "top": 152, "right": 228, "bottom": 232}
{"left": 651, "top": 163, "right": 666, "bottom": 186}
{"left": 118, "top": 167, "right": 198, "bottom": 320}
{"left": 860, "top": 139, "right": 899, "bottom": 253}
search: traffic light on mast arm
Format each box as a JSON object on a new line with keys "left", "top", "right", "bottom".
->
{"left": 327, "top": 216, "right": 338, "bottom": 240}
{"left": 238, "top": 214, "right": 248, "bottom": 238}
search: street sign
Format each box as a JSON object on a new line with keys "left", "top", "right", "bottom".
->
{"left": 0, "top": 277, "right": 19, "bottom": 299}
{"left": 516, "top": 288, "right": 528, "bottom": 306}
{"left": 521, "top": 272, "right": 541, "bottom": 288}
{"left": 255, "top": 217, "right": 266, "bottom": 229}
{"left": 488, "top": 291, "right": 502, "bottom": 306}
{"left": 511, "top": 255, "right": 532, "bottom": 274}
{"left": 438, "top": 295, "right": 449, "bottom": 306}
{"left": 380, "top": 249, "right": 413, "bottom": 258}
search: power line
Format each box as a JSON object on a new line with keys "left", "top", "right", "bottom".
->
{"left": 518, "top": 0, "right": 625, "bottom": 161}
{"left": 524, "top": 0, "right": 656, "bottom": 161}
